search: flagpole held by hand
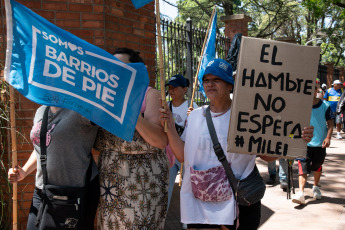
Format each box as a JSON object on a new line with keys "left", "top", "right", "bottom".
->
{"left": 190, "top": 6, "right": 217, "bottom": 108}
{"left": 10, "top": 86, "right": 18, "bottom": 230}
{"left": 182, "top": 7, "right": 217, "bottom": 186}
{"left": 5, "top": 0, "right": 18, "bottom": 228}
{"left": 155, "top": 0, "right": 168, "bottom": 132}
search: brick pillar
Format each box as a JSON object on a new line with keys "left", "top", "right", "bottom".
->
{"left": 324, "top": 63, "right": 334, "bottom": 87}
{"left": 338, "top": 67, "right": 345, "bottom": 83}
{"left": 220, "top": 14, "right": 252, "bottom": 42}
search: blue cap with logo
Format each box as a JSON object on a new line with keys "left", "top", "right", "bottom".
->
{"left": 166, "top": 74, "right": 188, "bottom": 87}
{"left": 203, "top": 59, "right": 234, "bottom": 85}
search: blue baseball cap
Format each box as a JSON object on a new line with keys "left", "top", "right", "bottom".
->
{"left": 166, "top": 74, "right": 188, "bottom": 87}
{"left": 203, "top": 59, "right": 234, "bottom": 85}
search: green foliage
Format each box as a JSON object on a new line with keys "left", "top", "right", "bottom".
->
{"left": 320, "top": 42, "right": 345, "bottom": 66}
{"left": 175, "top": 0, "right": 241, "bottom": 28}
{"left": 174, "top": 0, "right": 345, "bottom": 66}
{"left": 241, "top": 0, "right": 303, "bottom": 40}
{"left": 301, "top": 0, "right": 345, "bottom": 66}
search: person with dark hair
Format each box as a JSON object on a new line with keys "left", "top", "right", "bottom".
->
{"left": 95, "top": 48, "right": 169, "bottom": 229}
{"left": 112, "top": 47, "right": 145, "bottom": 63}
{"left": 165, "top": 74, "right": 198, "bottom": 211}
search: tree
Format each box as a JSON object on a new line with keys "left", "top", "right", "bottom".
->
{"left": 301, "top": 0, "right": 345, "bottom": 65}
{"left": 175, "top": 0, "right": 241, "bottom": 28}
{"left": 241, "top": 0, "right": 303, "bottom": 40}
{"left": 174, "top": 0, "right": 345, "bottom": 66}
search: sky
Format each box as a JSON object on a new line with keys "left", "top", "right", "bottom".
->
{"left": 159, "top": 0, "right": 178, "bottom": 19}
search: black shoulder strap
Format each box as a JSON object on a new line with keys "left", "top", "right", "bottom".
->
{"left": 205, "top": 106, "right": 239, "bottom": 192}
{"left": 40, "top": 106, "right": 50, "bottom": 185}
{"left": 169, "top": 100, "right": 172, "bottom": 112}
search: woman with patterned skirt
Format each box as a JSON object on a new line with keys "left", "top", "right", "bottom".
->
{"left": 95, "top": 48, "right": 169, "bottom": 230}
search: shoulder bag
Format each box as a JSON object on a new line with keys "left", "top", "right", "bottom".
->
{"left": 35, "top": 106, "right": 98, "bottom": 229}
{"left": 205, "top": 106, "right": 266, "bottom": 206}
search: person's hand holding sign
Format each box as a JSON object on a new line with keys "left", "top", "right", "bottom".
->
{"left": 301, "top": 126, "right": 314, "bottom": 143}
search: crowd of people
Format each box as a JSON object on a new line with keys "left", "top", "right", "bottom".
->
{"left": 8, "top": 47, "right": 343, "bottom": 229}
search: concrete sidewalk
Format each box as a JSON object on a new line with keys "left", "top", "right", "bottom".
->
{"left": 164, "top": 130, "right": 345, "bottom": 230}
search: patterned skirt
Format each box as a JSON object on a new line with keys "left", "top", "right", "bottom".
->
{"left": 96, "top": 129, "right": 169, "bottom": 230}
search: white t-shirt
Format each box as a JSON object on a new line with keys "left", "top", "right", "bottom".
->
{"left": 170, "top": 100, "right": 198, "bottom": 127}
{"left": 180, "top": 106, "right": 256, "bottom": 225}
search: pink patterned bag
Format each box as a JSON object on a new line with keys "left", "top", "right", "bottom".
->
{"left": 190, "top": 164, "right": 232, "bottom": 202}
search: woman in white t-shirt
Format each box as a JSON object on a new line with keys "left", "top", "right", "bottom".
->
{"left": 160, "top": 59, "right": 314, "bottom": 230}
{"left": 165, "top": 74, "right": 198, "bottom": 209}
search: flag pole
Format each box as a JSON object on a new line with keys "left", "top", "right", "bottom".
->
{"left": 155, "top": 0, "right": 168, "bottom": 132}
{"left": 180, "top": 7, "right": 216, "bottom": 187}
{"left": 10, "top": 86, "right": 18, "bottom": 230}
{"left": 5, "top": 0, "right": 18, "bottom": 228}
{"left": 190, "top": 6, "right": 216, "bottom": 108}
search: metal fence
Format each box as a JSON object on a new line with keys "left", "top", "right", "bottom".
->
{"left": 155, "top": 18, "right": 231, "bottom": 105}
{"left": 317, "top": 64, "right": 328, "bottom": 85}
{"left": 318, "top": 64, "right": 342, "bottom": 86}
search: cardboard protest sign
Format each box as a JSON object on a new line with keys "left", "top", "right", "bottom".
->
{"left": 228, "top": 37, "right": 320, "bottom": 159}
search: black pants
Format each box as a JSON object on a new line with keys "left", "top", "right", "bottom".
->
{"left": 187, "top": 201, "right": 261, "bottom": 230}
{"left": 238, "top": 201, "right": 261, "bottom": 230}
{"left": 27, "top": 175, "right": 100, "bottom": 230}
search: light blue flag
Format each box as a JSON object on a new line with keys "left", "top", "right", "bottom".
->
{"left": 131, "top": 0, "right": 153, "bottom": 9}
{"left": 197, "top": 11, "right": 217, "bottom": 96}
{"left": 4, "top": 0, "right": 149, "bottom": 141}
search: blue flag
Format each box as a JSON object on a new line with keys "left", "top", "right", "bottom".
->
{"left": 197, "top": 11, "right": 217, "bottom": 96}
{"left": 131, "top": 0, "right": 153, "bottom": 9}
{"left": 4, "top": 0, "right": 149, "bottom": 141}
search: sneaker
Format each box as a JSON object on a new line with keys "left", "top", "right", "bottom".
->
{"left": 266, "top": 174, "right": 276, "bottom": 185}
{"left": 337, "top": 133, "right": 342, "bottom": 139}
{"left": 313, "top": 186, "right": 322, "bottom": 199}
{"left": 280, "top": 180, "right": 288, "bottom": 189}
{"left": 292, "top": 192, "right": 305, "bottom": 205}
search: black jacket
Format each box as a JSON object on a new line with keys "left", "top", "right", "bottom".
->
{"left": 336, "top": 92, "right": 345, "bottom": 114}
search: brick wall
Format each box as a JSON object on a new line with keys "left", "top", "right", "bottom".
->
{"left": 220, "top": 14, "right": 251, "bottom": 42}
{"left": 0, "top": 0, "right": 156, "bottom": 229}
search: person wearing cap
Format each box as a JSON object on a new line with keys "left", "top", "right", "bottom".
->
{"left": 324, "top": 79, "right": 344, "bottom": 139}
{"left": 321, "top": 83, "right": 327, "bottom": 92}
{"left": 165, "top": 74, "right": 198, "bottom": 210}
{"left": 160, "top": 59, "right": 314, "bottom": 229}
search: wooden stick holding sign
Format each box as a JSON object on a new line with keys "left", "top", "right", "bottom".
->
{"left": 190, "top": 6, "right": 216, "bottom": 107}
{"left": 10, "top": 86, "right": 18, "bottom": 230}
{"left": 155, "top": 0, "right": 168, "bottom": 132}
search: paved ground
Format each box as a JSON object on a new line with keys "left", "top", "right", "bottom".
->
{"left": 164, "top": 129, "right": 345, "bottom": 230}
